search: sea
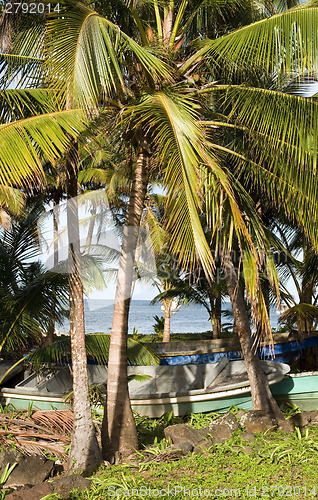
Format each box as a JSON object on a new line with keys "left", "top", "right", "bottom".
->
{"left": 59, "top": 299, "right": 280, "bottom": 335}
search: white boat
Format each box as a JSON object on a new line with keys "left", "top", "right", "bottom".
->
{"left": 161, "top": 300, "right": 180, "bottom": 314}
{"left": 0, "top": 358, "right": 290, "bottom": 417}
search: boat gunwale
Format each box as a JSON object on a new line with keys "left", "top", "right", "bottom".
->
{"left": 146, "top": 331, "right": 318, "bottom": 357}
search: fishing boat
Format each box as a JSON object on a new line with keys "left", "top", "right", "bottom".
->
{"left": 0, "top": 358, "right": 290, "bottom": 417}
{"left": 145, "top": 331, "right": 318, "bottom": 365}
{"left": 271, "top": 371, "right": 318, "bottom": 411}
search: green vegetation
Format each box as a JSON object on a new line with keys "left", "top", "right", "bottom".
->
{"left": 2, "top": 0, "right": 318, "bottom": 470}
{"left": 132, "top": 332, "right": 224, "bottom": 343}
{"left": 53, "top": 411, "right": 318, "bottom": 499}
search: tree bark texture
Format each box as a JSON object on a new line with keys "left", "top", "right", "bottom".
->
{"left": 66, "top": 146, "right": 102, "bottom": 472}
{"left": 212, "top": 293, "right": 221, "bottom": 339}
{"left": 103, "top": 149, "right": 150, "bottom": 462}
{"left": 163, "top": 299, "right": 172, "bottom": 343}
{"left": 44, "top": 195, "right": 60, "bottom": 346}
{"left": 223, "top": 253, "right": 284, "bottom": 419}
{"left": 84, "top": 205, "right": 97, "bottom": 255}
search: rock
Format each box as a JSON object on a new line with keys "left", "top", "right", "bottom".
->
{"left": 277, "top": 419, "right": 295, "bottom": 433}
{"left": 165, "top": 416, "right": 240, "bottom": 450}
{"left": 192, "top": 414, "right": 240, "bottom": 444}
{"left": 241, "top": 430, "right": 255, "bottom": 443}
{"left": 243, "top": 446, "right": 253, "bottom": 454}
{"left": 238, "top": 411, "right": 296, "bottom": 434}
{"left": 0, "top": 450, "right": 21, "bottom": 471}
{"left": 5, "top": 475, "right": 91, "bottom": 500}
{"left": 164, "top": 424, "right": 206, "bottom": 446}
{"left": 289, "top": 410, "right": 318, "bottom": 428}
{"left": 208, "top": 413, "right": 241, "bottom": 433}
{"left": 193, "top": 439, "right": 214, "bottom": 454}
{"left": 233, "top": 445, "right": 253, "bottom": 454}
{"left": 127, "top": 453, "right": 140, "bottom": 462}
{"left": 212, "top": 433, "right": 232, "bottom": 444}
{"left": 306, "top": 410, "right": 318, "bottom": 425}
{"left": 206, "top": 425, "right": 233, "bottom": 441}
{"left": 5, "top": 483, "right": 52, "bottom": 500}
{"left": 289, "top": 413, "right": 311, "bottom": 428}
{"left": 236, "top": 410, "right": 246, "bottom": 421}
{"left": 238, "top": 411, "right": 278, "bottom": 433}
{"left": 51, "top": 476, "right": 92, "bottom": 499}
{"left": 5, "top": 456, "right": 54, "bottom": 487}
{"left": 170, "top": 441, "right": 193, "bottom": 455}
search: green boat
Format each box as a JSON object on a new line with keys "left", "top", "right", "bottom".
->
{"left": 271, "top": 371, "right": 318, "bottom": 411}
{"left": 0, "top": 358, "right": 290, "bottom": 417}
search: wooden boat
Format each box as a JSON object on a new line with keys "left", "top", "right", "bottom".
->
{"left": 0, "top": 358, "right": 290, "bottom": 417}
{"left": 145, "top": 331, "right": 318, "bottom": 365}
{"left": 271, "top": 371, "right": 318, "bottom": 411}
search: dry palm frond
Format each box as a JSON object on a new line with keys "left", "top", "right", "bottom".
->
{"left": 13, "top": 438, "right": 68, "bottom": 459}
{"left": 0, "top": 429, "right": 70, "bottom": 443}
{"left": 143, "top": 450, "right": 184, "bottom": 463}
{"left": 31, "top": 410, "right": 73, "bottom": 434}
{"left": 0, "top": 409, "right": 74, "bottom": 459}
{"left": 0, "top": 415, "right": 49, "bottom": 431}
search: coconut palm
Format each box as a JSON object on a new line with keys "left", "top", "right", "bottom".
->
{"left": 147, "top": 201, "right": 226, "bottom": 340}
{"left": 0, "top": 205, "right": 69, "bottom": 355}
{"left": 271, "top": 221, "right": 318, "bottom": 333}
{"left": 2, "top": 0, "right": 318, "bottom": 464}
{"left": 0, "top": 0, "right": 173, "bottom": 470}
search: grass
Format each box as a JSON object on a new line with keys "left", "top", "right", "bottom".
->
{"left": 131, "top": 332, "right": 223, "bottom": 343}
{"left": 52, "top": 410, "right": 318, "bottom": 499}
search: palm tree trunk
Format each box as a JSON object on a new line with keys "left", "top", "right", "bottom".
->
{"left": 84, "top": 205, "right": 97, "bottom": 255}
{"left": 212, "top": 293, "right": 221, "bottom": 339}
{"left": 223, "top": 253, "right": 284, "bottom": 418}
{"left": 44, "top": 194, "right": 60, "bottom": 346}
{"left": 163, "top": 299, "right": 172, "bottom": 342}
{"left": 102, "top": 148, "right": 150, "bottom": 462}
{"left": 66, "top": 145, "right": 102, "bottom": 472}
{"left": 300, "top": 239, "right": 313, "bottom": 333}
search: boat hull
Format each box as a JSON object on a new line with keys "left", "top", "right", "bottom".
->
{"left": 271, "top": 372, "right": 318, "bottom": 411}
{"left": 0, "top": 360, "right": 289, "bottom": 417}
{"left": 4, "top": 373, "right": 317, "bottom": 415}
{"left": 131, "top": 389, "right": 254, "bottom": 417}
{"left": 0, "top": 390, "right": 71, "bottom": 411}
{"left": 145, "top": 331, "right": 318, "bottom": 365}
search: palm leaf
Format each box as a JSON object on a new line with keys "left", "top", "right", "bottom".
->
{"left": 0, "top": 18, "right": 45, "bottom": 88}
{"left": 26, "top": 333, "right": 159, "bottom": 369}
{"left": 45, "top": 0, "right": 171, "bottom": 109}
{"left": 182, "top": 7, "right": 318, "bottom": 77}
{"left": 0, "top": 88, "right": 61, "bottom": 123}
{"left": 213, "top": 85, "right": 318, "bottom": 248}
{"left": 125, "top": 90, "right": 216, "bottom": 274}
{"left": 279, "top": 303, "right": 318, "bottom": 323}
{"left": 0, "top": 109, "right": 86, "bottom": 187}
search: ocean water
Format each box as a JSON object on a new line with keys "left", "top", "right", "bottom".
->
{"left": 59, "top": 300, "right": 279, "bottom": 335}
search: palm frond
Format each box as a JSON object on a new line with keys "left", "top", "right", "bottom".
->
{"left": 214, "top": 85, "right": 318, "bottom": 248}
{"left": 125, "top": 90, "right": 215, "bottom": 274}
{"left": 0, "top": 17, "right": 45, "bottom": 88}
{"left": 0, "top": 109, "right": 86, "bottom": 188}
{"left": 45, "top": 0, "right": 171, "bottom": 109}
{"left": 182, "top": 7, "right": 318, "bottom": 78}
{"left": 279, "top": 303, "right": 318, "bottom": 323}
{"left": 26, "top": 333, "right": 159, "bottom": 369}
{"left": 0, "top": 88, "right": 61, "bottom": 123}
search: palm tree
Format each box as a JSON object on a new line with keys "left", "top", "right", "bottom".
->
{"left": 147, "top": 196, "right": 228, "bottom": 339}
{"left": 272, "top": 222, "right": 318, "bottom": 333}
{"left": 2, "top": 0, "right": 318, "bottom": 463}
{"left": 0, "top": 0, "right": 172, "bottom": 470}
{"left": 0, "top": 205, "right": 69, "bottom": 355}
